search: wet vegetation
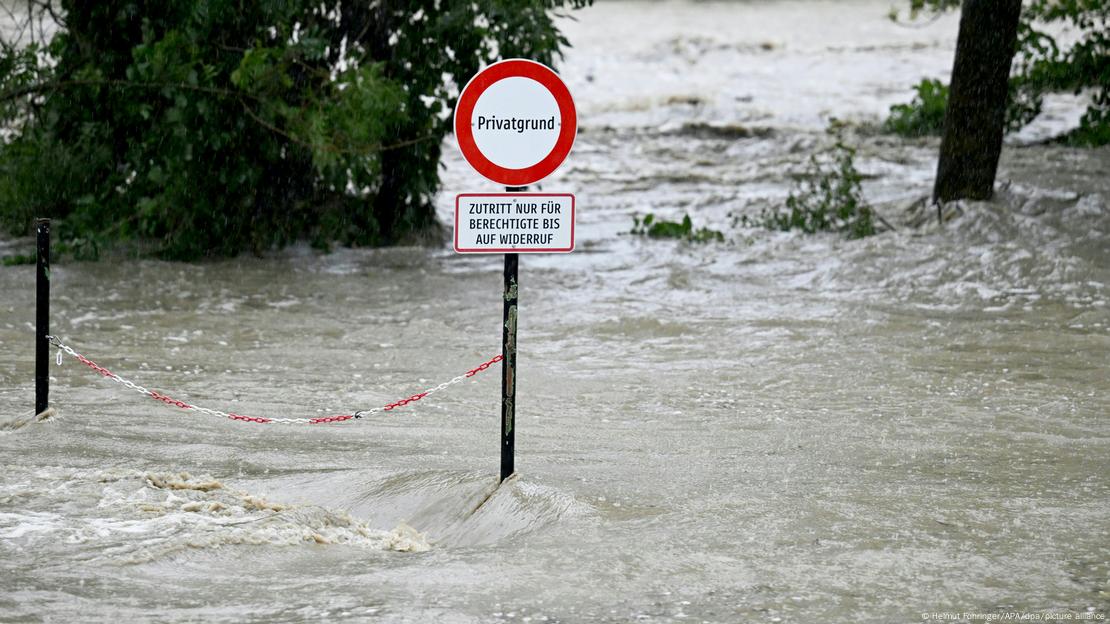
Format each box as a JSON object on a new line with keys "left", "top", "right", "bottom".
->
{"left": 751, "top": 141, "right": 877, "bottom": 239}
{"left": 0, "top": 1, "right": 590, "bottom": 259}
{"left": 884, "top": 78, "right": 948, "bottom": 137}
{"left": 635, "top": 138, "right": 878, "bottom": 243}
{"left": 1011, "top": 0, "right": 1110, "bottom": 146}
{"left": 886, "top": 0, "right": 1109, "bottom": 146}
{"left": 630, "top": 213, "right": 724, "bottom": 243}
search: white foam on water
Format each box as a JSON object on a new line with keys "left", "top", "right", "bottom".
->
{"left": 0, "top": 467, "right": 430, "bottom": 567}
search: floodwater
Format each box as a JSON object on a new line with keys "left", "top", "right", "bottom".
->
{"left": 1, "top": 1, "right": 1108, "bottom": 622}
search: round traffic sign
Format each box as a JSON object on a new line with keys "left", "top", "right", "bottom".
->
{"left": 454, "top": 59, "right": 577, "bottom": 186}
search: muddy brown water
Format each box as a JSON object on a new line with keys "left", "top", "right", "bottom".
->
{"left": 1, "top": 2, "right": 1108, "bottom": 622}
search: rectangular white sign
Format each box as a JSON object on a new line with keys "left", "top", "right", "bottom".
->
{"left": 454, "top": 193, "right": 575, "bottom": 253}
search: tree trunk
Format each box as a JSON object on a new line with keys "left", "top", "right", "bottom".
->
{"left": 932, "top": 0, "right": 1022, "bottom": 203}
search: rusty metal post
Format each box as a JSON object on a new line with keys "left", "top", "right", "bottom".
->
{"left": 500, "top": 186, "right": 526, "bottom": 482}
{"left": 500, "top": 252, "right": 518, "bottom": 482}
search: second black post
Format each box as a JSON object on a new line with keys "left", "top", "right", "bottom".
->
{"left": 35, "top": 218, "right": 50, "bottom": 416}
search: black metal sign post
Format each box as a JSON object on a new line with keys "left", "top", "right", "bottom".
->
{"left": 500, "top": 252, "right": 517, "bottom": 482}
{"left": 35, "top": 218, "right": 50, "bottom": 416}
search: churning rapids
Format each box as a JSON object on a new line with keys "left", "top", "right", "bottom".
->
{"left": 1, "top": 2, "right": 1107, "bottom": 622}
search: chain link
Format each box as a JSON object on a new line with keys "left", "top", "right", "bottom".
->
{"left": 45, "top": 336, "right": 501, "bottom": 426}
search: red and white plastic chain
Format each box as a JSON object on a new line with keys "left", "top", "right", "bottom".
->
{"left": 46, "top": 335, "right": 502, "bottom": 425}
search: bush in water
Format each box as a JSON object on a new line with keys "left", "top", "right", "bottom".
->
{"left": 884, "top": 78, "right": 949, "bottom": 138}
{"left": 631, "top": 213, "right": 725, "bottom": 243}
{"left": 756, "top": 141, "right": 876, "bottom": 240}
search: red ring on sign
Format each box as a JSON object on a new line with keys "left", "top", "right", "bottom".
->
{"left": 454, "top": 59, "right": 577, "bottom": 186}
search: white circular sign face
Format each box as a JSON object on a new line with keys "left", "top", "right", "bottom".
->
{"left": 470, "top": 76, "right": 561, "bottom": 170}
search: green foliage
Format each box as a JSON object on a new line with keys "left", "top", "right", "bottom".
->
{"left": 630, "top": 213, "right": 724, "bottom": 243}
{"left": 756, "top": 142, "right": 876, "bottom": 239}
{"left": 0, "top": 1, "right": 590, "bottom": 259}
{"left": 883, "top": 75, "right": 1038, "bottom": 137}
{"left": 888, "top": 0, "right": 1109, "bottom": 145}
{"left": 884, "top": 78, "right": 949, "bottom": 137}
{"left": 1014, "top": 0, "right": 1110, "bottom": 146}
{"left": 1, "top": 253, "right": 35, "bottom": 266}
